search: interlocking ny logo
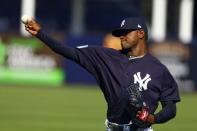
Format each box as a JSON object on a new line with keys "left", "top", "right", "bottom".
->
{"left": 121, "top": 20, "right": 125, "bottom": 27}
{"left": 133, "top": 72, "right": 151, "bottom": 91}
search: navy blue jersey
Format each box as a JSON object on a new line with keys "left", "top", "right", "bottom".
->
{"left": 70, "top": 46, "right": 180, "bottom": 123}
{"left": 37, "top": 30, "right": 180, "bottom": 124}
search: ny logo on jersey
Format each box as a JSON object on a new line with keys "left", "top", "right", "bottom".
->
{"left": 133, "top": 72, "right": 151, "bottom": 91}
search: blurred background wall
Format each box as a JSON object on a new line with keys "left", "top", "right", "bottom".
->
{"left": 0, "top": 0, "right": 196, "bottom": 92}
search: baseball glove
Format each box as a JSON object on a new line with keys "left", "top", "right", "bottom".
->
{"left": 126, "top": 84, "right": 151, "bottom": 128}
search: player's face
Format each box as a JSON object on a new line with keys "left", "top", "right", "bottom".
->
{"left": 120, "top": 30, "right": 139, "bottom": 50}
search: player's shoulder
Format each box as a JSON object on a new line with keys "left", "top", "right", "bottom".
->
{"left": 145, "top": 53, "right": 169, "bottom": 72}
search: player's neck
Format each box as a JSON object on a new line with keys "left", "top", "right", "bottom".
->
{"left": 127, "top": 41, "right": 147, "bottom": 57}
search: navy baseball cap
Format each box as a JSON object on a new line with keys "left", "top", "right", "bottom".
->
{"left": 112, "top": 17, "right": 148, "bottom": 37}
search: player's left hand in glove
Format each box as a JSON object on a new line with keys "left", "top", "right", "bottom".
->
{"left": 130, "top": 106, "right": 155, "bottom": 128}
{"left": 136, "top": 106, "right": 155, "bottom": 124}
{"left": 125, "top": 84, "right": 155, "bottom": 128}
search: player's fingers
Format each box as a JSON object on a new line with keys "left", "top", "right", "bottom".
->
{"left": 28, "top": 30, "right": 37, "bottom": 36}
{"left": 25, "top": 24, "right": 30, "bottom": 28}
{"left": 25, "top": 27, "right": 29, "bottom": 30}
{"left": 136, "top": 111, "right": 141, "bottom": 117}
{"left": 25, "top": 25, "right": 34, "bottom": 31}
{"left": 25, "top": 27, "right": 34, "bottom": 33}
{"left": 26, "top": 29, "right": 33, "bottom": 35}
{"left": 137, "top": 111, "right": 141, "bottom": 114}
{"left": 25, "top": 28, "right": 30, "bottom": 32}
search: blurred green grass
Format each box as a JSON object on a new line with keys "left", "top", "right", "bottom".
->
{"left": 0, "top": 85, "right": 197, "bottom": 131}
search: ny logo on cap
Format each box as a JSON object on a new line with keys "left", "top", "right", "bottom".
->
{"left": 121, "top": 20, "right": 125, "bottom": 27}
{"left": 138, "top": 24, "right": 142, "bottom": 28}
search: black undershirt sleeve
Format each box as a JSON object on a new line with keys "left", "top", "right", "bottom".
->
{"left": 154, "top": 101, "right": 177, "bottom": 123}
{"left": 36, "top": 29, "right": 78, "bottom": 60}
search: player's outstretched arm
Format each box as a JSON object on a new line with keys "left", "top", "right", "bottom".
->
{"left": 21, "top": 16, "right": 96, "bottom": 74}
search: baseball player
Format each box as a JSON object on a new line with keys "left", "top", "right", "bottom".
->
{"left": 23, "top": 17, "right": 180, "bottom": 131}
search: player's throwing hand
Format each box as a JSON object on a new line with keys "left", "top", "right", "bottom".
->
{"left": 21, "top": 16, "right": 41, "bottom": 36}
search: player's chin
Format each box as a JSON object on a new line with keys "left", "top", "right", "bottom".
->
{"left": 121, "top": 43, "right": 131, "bottom": 50}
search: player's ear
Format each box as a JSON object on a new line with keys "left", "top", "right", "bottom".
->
{"left": 138, "top": 29, "right": 145, "bottom": 39}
